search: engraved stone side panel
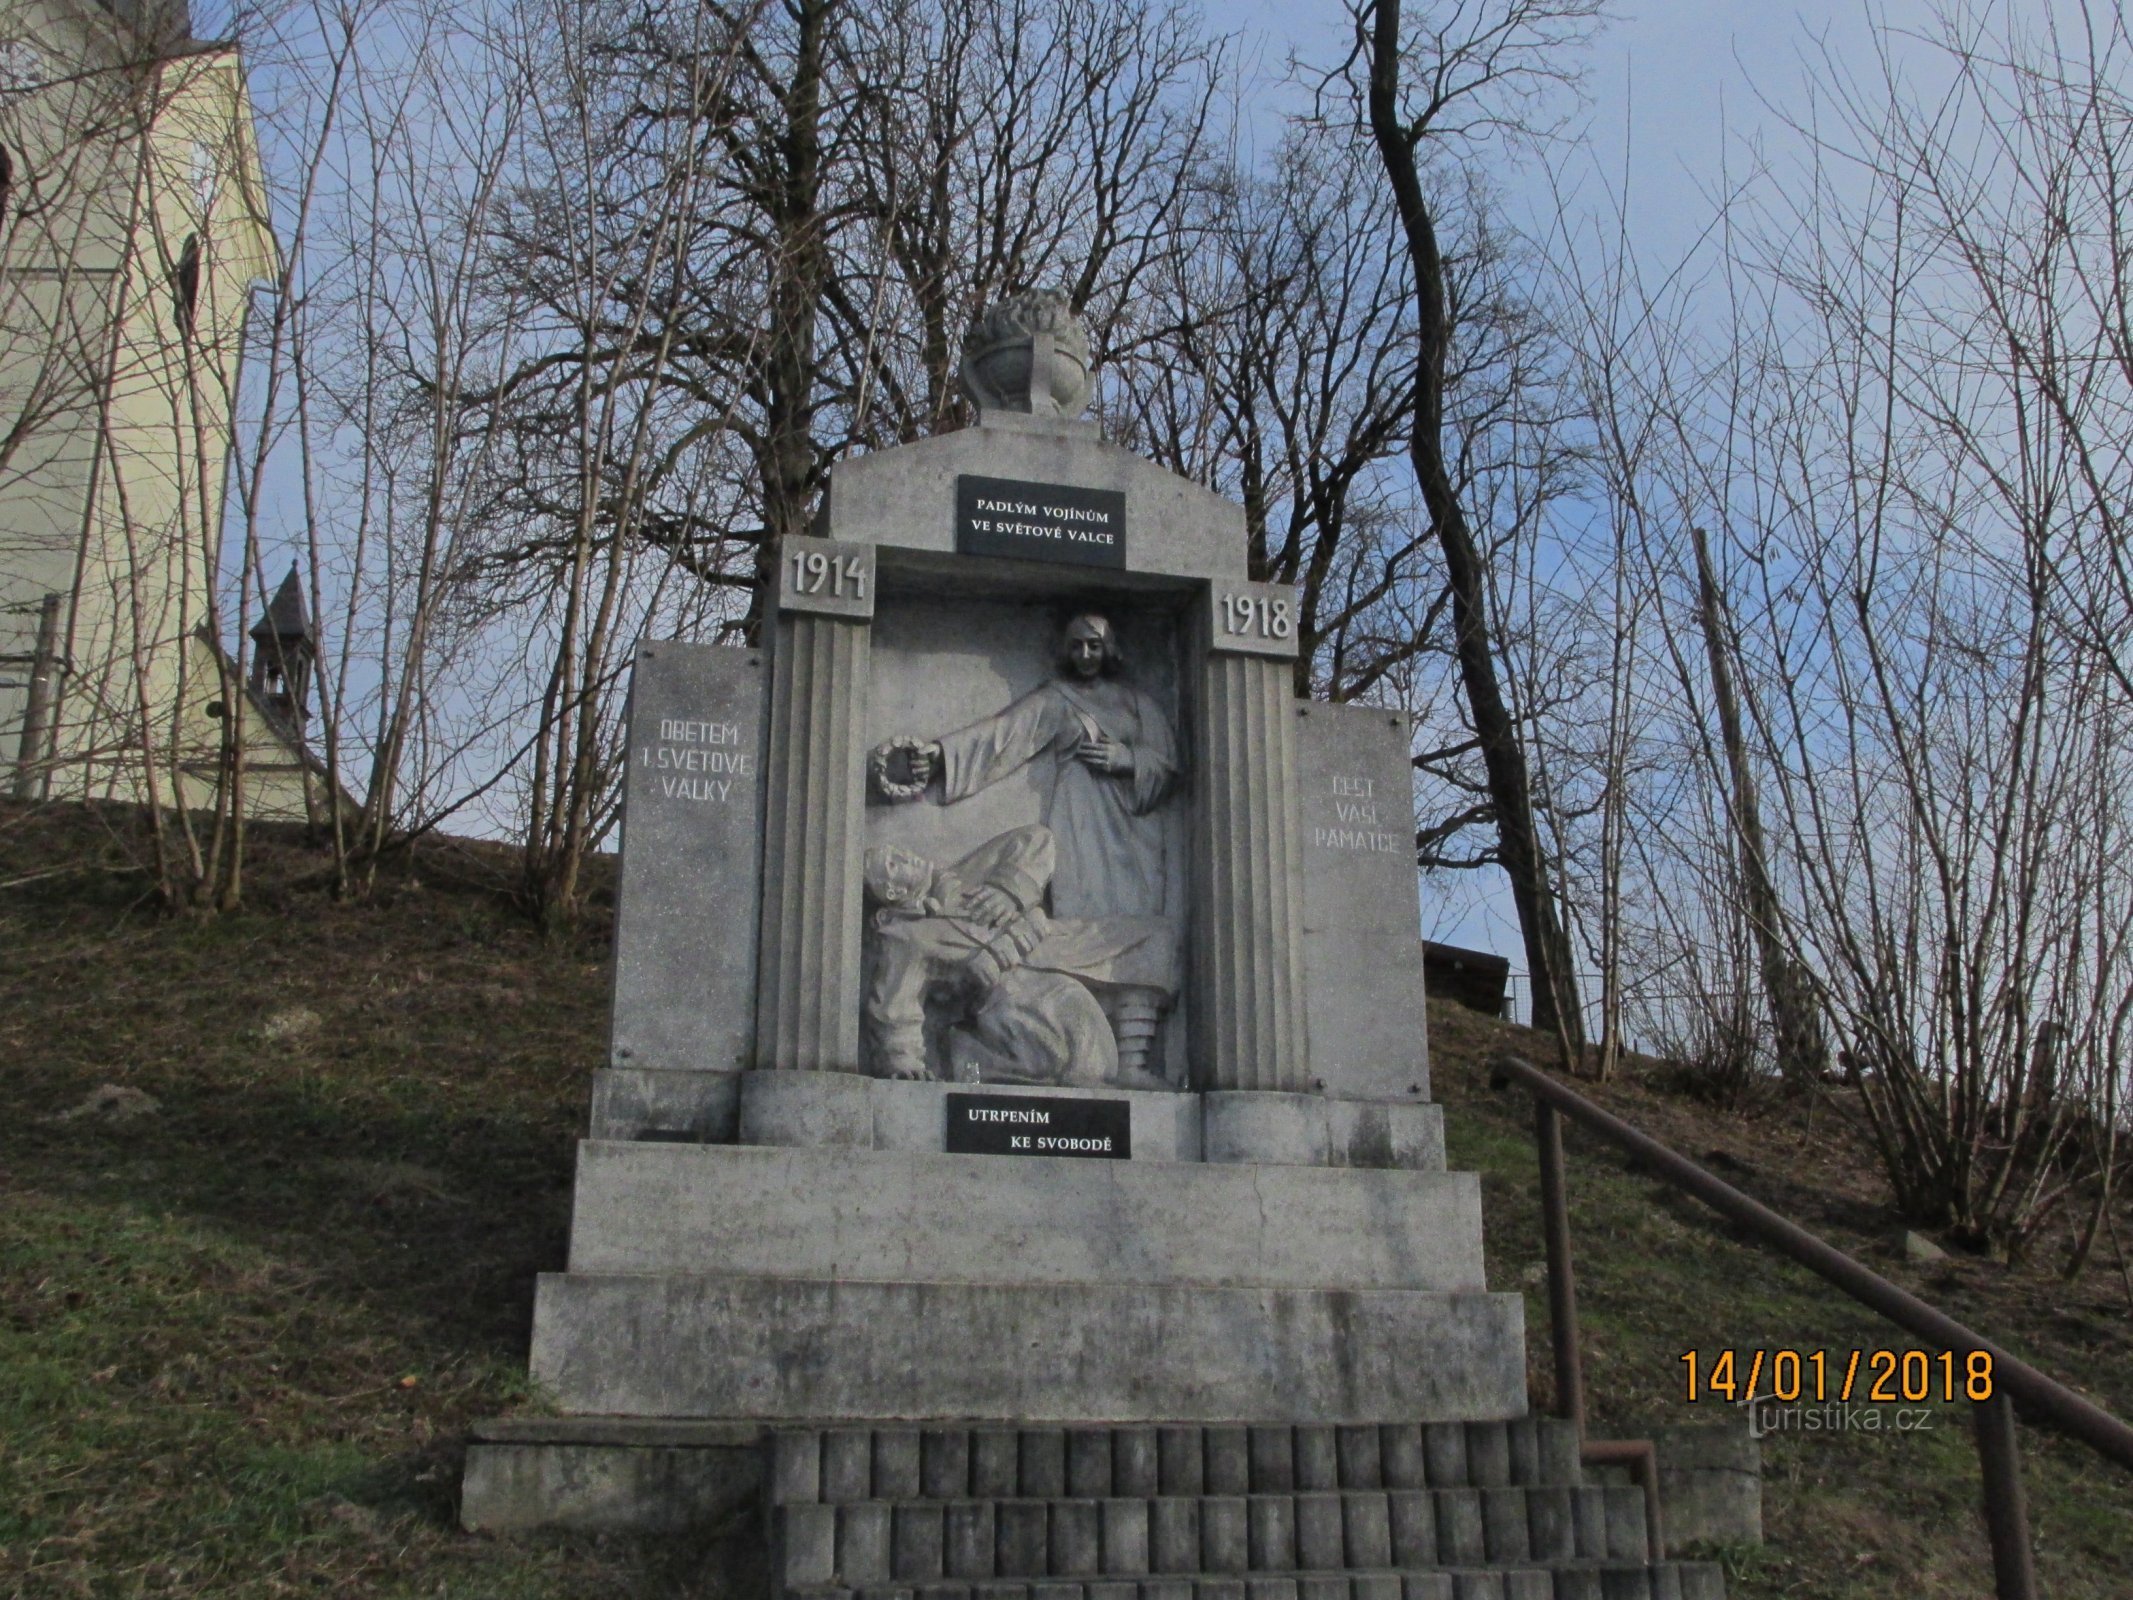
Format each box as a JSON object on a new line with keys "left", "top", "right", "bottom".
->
{"left": 1297, "top": 702, "right": 1431, "bottom": 1101}
{"left": 608, "top": 642, "right": 766, "bottom": 1075}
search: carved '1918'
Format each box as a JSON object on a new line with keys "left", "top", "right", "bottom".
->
{"left": 1221, "top": 592, "right": 1292, "bottom": 641}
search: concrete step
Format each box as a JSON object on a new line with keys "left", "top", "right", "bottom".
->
{"left": 781, "top": 1563, "right": 1726, "bottom": 1600}
{"left": 771, "top": 1486, "right": 1649, "bottom": 1584}
{"left": 529, "top": 1276, "right": 1527, "bottom": 1423}
{"left": 563, "top": 1142, "right": 1484, "bottom": 1291}
{"left": 771, "top": 1423, "right": 1586, "bottom": 1504}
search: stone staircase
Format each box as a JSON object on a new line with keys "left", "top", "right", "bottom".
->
{"left": 767, "top": 1421, "right": 1725, "bottom": 1600}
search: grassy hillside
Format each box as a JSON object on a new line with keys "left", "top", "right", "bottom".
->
{"left": 3, "top": 801, "right": 2129, "bottom": 1597}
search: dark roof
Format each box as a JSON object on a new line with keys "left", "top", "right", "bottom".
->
{"left": 250, "top": 564, "right": 316, "bottom": 648}
{"left": 1422, "top": 940, "right": 1512, "bottom": 975}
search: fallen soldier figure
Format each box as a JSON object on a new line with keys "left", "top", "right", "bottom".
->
{"left": 861, "top": 823, "right": 1177, "bottom": 1089}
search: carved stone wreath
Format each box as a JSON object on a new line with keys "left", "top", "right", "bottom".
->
{"left": 870, "top": 736, "right": 931, "bottom": 802}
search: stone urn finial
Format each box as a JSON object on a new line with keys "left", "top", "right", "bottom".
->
{"left": 960, "top": 290, "right": 1091, "bottom": 419}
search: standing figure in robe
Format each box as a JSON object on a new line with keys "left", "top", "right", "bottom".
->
{"left": 879, "top": 612, "right": 1179, "bottom": 917}
{"left": 869, "top": 613, "right": 1183, "bottom": 1081}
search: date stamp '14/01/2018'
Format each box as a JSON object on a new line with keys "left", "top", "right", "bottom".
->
{"left": 1680, "top": 1346, "right": 1995, "bottom": 1405}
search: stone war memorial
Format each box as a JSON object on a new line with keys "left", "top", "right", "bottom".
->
{"left": 462, "top": 293, "right": 1727, "bottom": 1600}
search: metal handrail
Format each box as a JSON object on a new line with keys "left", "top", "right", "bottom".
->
{"left": 1488, "top": 1051, "right": 2133, "bottom": 1600}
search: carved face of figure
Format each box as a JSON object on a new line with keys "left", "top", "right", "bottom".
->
{"left": 864, "top": 844, "right": 934, "bottom": 907}
{"left": 1063, "top": 614, "right": 1116, "bottom": 680}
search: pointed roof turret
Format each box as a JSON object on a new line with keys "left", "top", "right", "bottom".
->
{"left": 250, "top": 563, "right": 316, "bottom": 651}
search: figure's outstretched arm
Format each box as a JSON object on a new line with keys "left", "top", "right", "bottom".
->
{"left": 932, "top": 687, "right": 1064, "bottom": 803}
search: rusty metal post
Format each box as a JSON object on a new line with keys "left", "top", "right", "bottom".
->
{"left": 1535, "top": 1098, "right": 1586, "bottom": 1429}
{"left": 1581, "top": 1437, "right": 1666, "bottom": 1561}
{"left": 1629, "top": 1443, "right": 1666, "bottom": 1563}
{"left": 1976, "top": 1392, "right": 2039, "bottom": 1600}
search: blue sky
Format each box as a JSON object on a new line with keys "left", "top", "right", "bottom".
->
{"left": 1205, "top": 0, "right": 1941, "bottom": 213}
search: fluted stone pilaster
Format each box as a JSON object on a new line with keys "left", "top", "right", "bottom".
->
{"left": 755, "top": 539, "right": 874, "bottom": 1071}
{"left": 1191, "top": 584, "right": 1308, "bottom": 1091}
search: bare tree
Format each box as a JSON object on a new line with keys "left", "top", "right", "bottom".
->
{"left": 835, "top": 0, "right": 1225, "bottom": 450}
{"left": 1540, "top": 161, "right": 1817, "bottom": 1093}
{"left": 487, "top": 0, "right": 758, "bottom": 922}
{"left": 333, "top": 1, "right": 532, "bottom": 867}
{"left": 1545, "top": 0, "right": 2133, "bottom": 1255}
{"left": 1745, "top": 0, "right": 2133, "bottom": 1256}
{"left": 1354, "top": 0, "right": 1603, "bottom": 1054}
{"left": 1112, "top": 127, "right": 1427, "bottom": 700}
{"left": 422, "top": 0, "right": 1227, "bottom": 919}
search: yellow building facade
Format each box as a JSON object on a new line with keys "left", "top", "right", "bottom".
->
{"left": 0, "top": 0, "right": 325, "bottom": 821}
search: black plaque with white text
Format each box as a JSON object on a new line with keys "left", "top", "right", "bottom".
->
{"left": 945, "top": 1092, "right": 1132, "bottom": 1159}
{"left": 956, "top": 475, "right": 1126, "bottom": 569}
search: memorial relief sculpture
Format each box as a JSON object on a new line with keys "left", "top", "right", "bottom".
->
{"left": 868, "top": 612, "right": 1182, "bottom": 1083}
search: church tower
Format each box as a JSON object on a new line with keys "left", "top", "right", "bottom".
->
{"left": 247, "top": 565, "right": 315, "bottom": 732}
